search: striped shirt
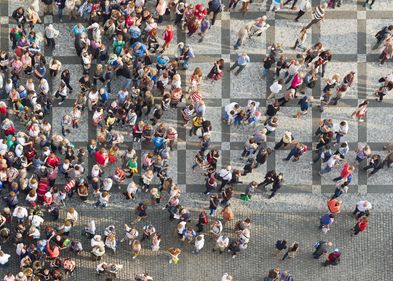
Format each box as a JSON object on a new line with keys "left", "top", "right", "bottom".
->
{"left": 313, "top": 5, "right": 325, "bottom": 20}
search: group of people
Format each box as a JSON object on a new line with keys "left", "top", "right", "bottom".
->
{"left": 0, "top": 0, "right": 387, "bottom": 280}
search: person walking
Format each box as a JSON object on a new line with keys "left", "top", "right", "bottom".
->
{"left": 313, "top": 240, "right": 333, "bottom": 259}
{"left": 207, "top": 0, "right": 222, "bottom": 26}
{"left": 333, "top": 163, "right": 354, "bottom": 182}
{"left": 362, "top": 0, "right": 375, "bottom": 9}
{"left": 273, "top": 240, "right": 287, "bottom": 256}
{"left": 282, "top": 242, "right": 299, "bottom": 260}
{"left": 229, "top": 52, "right": 250, "bottom": 76}
{"left": 351, "top": 216, "right": 369, "bottom": 237}
{"left": 303, "top": 3, "right": 327, "bottom": 30}
{"left": 294, "top": 0, "right": 311, "bottom": 22}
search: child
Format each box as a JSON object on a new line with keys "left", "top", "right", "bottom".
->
{"left": 193, "top": 234, "right": 205, "bottom": 254}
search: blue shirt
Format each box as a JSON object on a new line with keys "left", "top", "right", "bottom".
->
{"left": 131, "top": 42, "right": 147, "bottom": 58}
{"left": 129, "top": 26, "right": 141, "bottom": 39}
{"left": 72, "top": 25, "right": 86, "bottom": 35}
{"left": 237, "top": 54, "right": 250, "bottom": 66}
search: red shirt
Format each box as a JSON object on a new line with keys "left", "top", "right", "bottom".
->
{"left": 163, "top": 30, "right": 174, "bottom": 44}
{"left": 356, "top": 219, "right": 368, "bottom": 232}
{"left": 95, "top": 151, "right": 106, "bottom": 166}
{"left": 46, "top": 155, "right": 60, "bottom": 168}
{"left": 340, "top": 164, "right": 351, "bottom": 179}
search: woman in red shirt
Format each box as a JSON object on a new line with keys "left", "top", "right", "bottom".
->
{"left": 351, "top": 216, "right": 369, "bottom": 237}
{"left": 333, "top": 163, "right": 354, "bottom": 182}
{"left": 162, "top": 25, "right": 174, "bottom": 51}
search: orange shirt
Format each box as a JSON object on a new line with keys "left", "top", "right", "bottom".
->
{"left": 327, "top": 199, "right": 341, "bottom": 214}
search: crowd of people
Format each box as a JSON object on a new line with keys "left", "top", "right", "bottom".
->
{"left": 0, "top": 0, "right": 389, "bottom": 280}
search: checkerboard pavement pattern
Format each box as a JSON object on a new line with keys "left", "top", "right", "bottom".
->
{"left": 1, "top": 0, "right": 393, "bottom": 280}
{"left": 2, "top": 0, "right": 393, "bottom": 195}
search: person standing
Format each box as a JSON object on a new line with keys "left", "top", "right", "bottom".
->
{"left": 303, "top": 3, "right": 327, "bottom": 30}
{"left": 55, "top": 0, "right": 66, "bottom": 22}
{"left": 363, "top": 154, "right": 383, "bottom": 175}
{"left": 218, "top": 166, "right": 232, "bottom": 191}
{"left": 229, "top": 52, "right": 250, "bottom": 76}
{"left": 351, "top": 216, "right": 369, "bottom": 237}
{"left": 313, "top": 240, "right": 333, "bottom": 259}
{"left": 353, "top": 200, "right": 372, "bottom": 218}
{"left": 327, "top": 198, "right": 342, "bottom": 215}
{"left": 45, "top": 24, "right": 60, "bottom": 49}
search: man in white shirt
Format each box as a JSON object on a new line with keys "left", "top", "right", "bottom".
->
{"left": 12, "top": 207, "right": 28, "bottom": 224}
{"left": 45, "top": 24, "right": 59, "bottom": 49}
{"left": 218, "top": 166, "right": 232, "bottom": 191}
{"left": 28, "top": 214, "right": 44, "bottom": 228}
{"left": 268, "top": 80, "right": 283, "bottom": 100}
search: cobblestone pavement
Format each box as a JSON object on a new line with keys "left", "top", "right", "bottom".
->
{"left": 1, "top": 0, "right": 393, "bottom": 280}
{"left": 1, "top": 209, "right": 392, "bottom": 281}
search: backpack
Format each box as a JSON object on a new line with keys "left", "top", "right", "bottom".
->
{"left": 199, "top": 211, "right": 208, "bottom": 225}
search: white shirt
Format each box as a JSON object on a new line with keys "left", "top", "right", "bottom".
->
{"left": 194, "top": 235, "right": 205, "bottom": 250}
{"left": 219, "top": 169, "right": 232, "bottom": 181}
{"left": 216, "top": 235, "right": 229, "bottom": 248}
{"left": 0, "top": 253, "right": 10, "bottom": 264}
{"left": 12, "top": 207, "right": 28, "bottom": 219}
{"left": 29, "top": 215, "right": 44, "bottom": 228}
{"left": 270, "top": 81, "right": 282, "bottom": 94}
{"left": 357, "top": 201, "right": 372, "bottom": 212}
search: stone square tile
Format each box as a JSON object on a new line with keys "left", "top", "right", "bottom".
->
{"left": 229, "top": 124, "right": 259, "bottom": 143}
{"left": 358, "top": 184, "right": 367, "bottom": 195}
{"left": 52, "top": 63, "right": 84, "bottom": 99}
{"left": 51, "top": 107, "right": 89, "bottom": 142}
{"left": 0, "top": 16, "right": 9, "bottom": 24}
{"left": 368, "top": 0, "right": 393, "bottom": 11}
{"left": 186, "top": 63, "right": 222, "bottom": 99}
{"left": 221, "top": 142, "right": 231, "bottom": 150}
{"left": 274, "top": 106, "right": 312, "bottom": 143}
{"left": 365, "top": 19, "right": 392, "bottom": 53}
{"left": 366, "top": 62, "right": 390, "bottom": 97}
{"left": 357, "top": 11, "right": 366, "bottom": 20}
{"left": 205, "top": 106, "right": 222, "bottom": 142}
{"left": 320, "top": 107, "right": 358, "bottom": 143}
{"left": 229, "top": 150, "right": 266, "bottom": 182}
{"left": 320, "top": 19, "right": 358, "bottom": 54}
{"left": 230, "top": 63, "right": 265, "bottom": 98}
{"left": 367, "top": 107, "right": 393, "bottom": 142}
{"left": 177, "top": 142, "right": 186, "bottom": 150}
{"left": 186, "top": 20, "right": 222, "bottom": 55}
{"left": 275, "top": 149, "right": 312, "bottom": 185}
{"left": 320, "top": 151, "right": 358, "bottom": 185}
{"left": 44, "top": 15, "right": 53, "bottom": 24}
{"left": 274, "top": 19, "right": 312, "bottom": 53}
{"left": 52, "top": 23, "right": 77, "bottom": 57}
{"left": 357, "top": 54, "right": 366, "bottom": 62}
{"left": 230, "top": 19, "right": 266, "bottom": 55}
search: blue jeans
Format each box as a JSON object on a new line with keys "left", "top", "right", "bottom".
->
{"left": 336, "top": 133, "right": 343, "bottom": 144}
{"left": 285, "top": 148, "right": 297, "bottom": 160}
{"left": 106, "top": 81, "right": 112, "bottom": 93}
{"left": 121, "top": 77, "right": 132, "bottom": 89}
{"left": 233, "top": 39, "right": 241, "bottom": 49}
{"left": 320, "top": 165, "right": 332, "bottom": 174}
{"left": 262, "top": 68, "right": 269, "bottom": 78}
{"left": 58, "top": 8, "right": 64, "bottom": 20}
